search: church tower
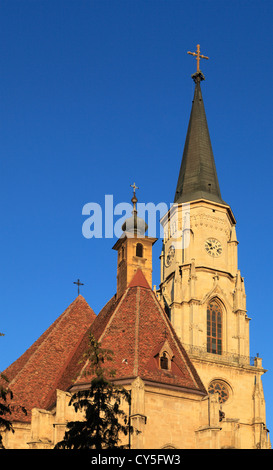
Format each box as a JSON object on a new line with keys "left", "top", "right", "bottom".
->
{"left": 158, "top": 46, "right": 270, "bottom": 448}
{"left": 112, "top": 184, "right": 157, "bottom": 298}
{"left": 1, "top": 45, "right": 270, "bottom": 450}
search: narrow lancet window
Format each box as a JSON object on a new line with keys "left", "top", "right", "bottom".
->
{"left": 207, "top": 300, "right": 222, "bottom": 355}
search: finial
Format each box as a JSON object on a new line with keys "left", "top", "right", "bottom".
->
{"left": 130, "top": 182, "right": 138, "bottom": 192}
{"left": 130, "top": 182, "right": 139, "bottom": 212}
{"left": 130, "top": 182, "right": 139, "bottom": 197}
{"left": 121, "top": 182, "right": 147, "bottom": 235}
{"left": 187, "top": 44, "right": 209, "bottom": 82}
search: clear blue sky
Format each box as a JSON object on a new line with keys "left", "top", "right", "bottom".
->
{"left": 0, "top": 0, "right": 272, "bottom": 434}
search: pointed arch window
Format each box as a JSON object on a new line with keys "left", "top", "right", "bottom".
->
{"left": 207, "top": 300, "right": 222, "bottom": 355}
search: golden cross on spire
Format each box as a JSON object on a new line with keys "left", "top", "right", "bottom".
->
{"left": 130, "top": 182, "right": 139, "bottom": 196}
{"left": 187, "top": 44, "right": 209, "bottom": 73}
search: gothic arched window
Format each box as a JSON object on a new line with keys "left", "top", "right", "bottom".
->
{"left": 136, "top": 243, "right": 143, "bottom": 258}
{"left": 207, "top": 299, "right": 222, "bottom": 355}
{"left": 208, "top": 380, "right": 230, "bottom": 404}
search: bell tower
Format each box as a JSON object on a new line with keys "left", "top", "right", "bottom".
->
{"left": 158, "top": 45, "right": 269, "bottom": 447}
{"left": 112, "top": 184, "right": 157, "bottom": 299}
{"left": 159, "top": 61, "right": 244, "bottom": 355}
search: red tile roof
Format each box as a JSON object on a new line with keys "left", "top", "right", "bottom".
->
{"left": 2, "top": 270, "right": 206, "bottom": 423}
{"left": 75, "top": 271, "right": 206, "bottom": 396}
{"left": 127, "top": 268, "right": 150, "bottom": 289}
{"left": 1, "top": 295, "right": 96, "bottom": 422}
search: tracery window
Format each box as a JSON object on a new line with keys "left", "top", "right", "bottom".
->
{"left": 207, "top": 299, "right": 222, "bottom": 355}
{"left": 208, "top": 380, "right": 229, "bottom": 404}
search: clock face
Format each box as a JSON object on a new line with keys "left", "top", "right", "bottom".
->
{"left": 165, "top": 245, "right": 175, "bottom": 267}
{"left": 205, "top": 238, "right": 223, "bottom": 257}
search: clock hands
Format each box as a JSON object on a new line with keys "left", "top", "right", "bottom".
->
{"left": 205, "top": 239, "right": 222, "bottom": 257}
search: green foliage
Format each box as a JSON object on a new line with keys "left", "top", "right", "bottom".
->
{"left": 55, "top": 333, "right": 136, "bottom": 449}
{"left": 0, "top": 332, "right": 13, "bottom": 448}
{"left": 0, "top": 333, "right": 27, "bottom": 448}
{"left": 0, "top": 373, "right": 14, "bottom": 448}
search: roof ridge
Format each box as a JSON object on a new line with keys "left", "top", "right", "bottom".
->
{"left": 75, "top": 293, "right": 128, "bottom": 383}
{"left": 89, "top": 294, "right": 118, "bottom": 340}
{"left": 133, "top": 287, "right": 140, "bottom": 377}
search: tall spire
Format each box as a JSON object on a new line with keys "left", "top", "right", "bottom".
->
{"left": 174, "top": 46, "right": 227, "bottom": 206}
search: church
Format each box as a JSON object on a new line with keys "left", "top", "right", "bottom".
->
{"left": 1, "top": 46, "right": 270, "bottom": 449}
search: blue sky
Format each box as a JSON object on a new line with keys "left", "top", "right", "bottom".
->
{"left": 0, "top": 0, "right": 272, "bottom": 435}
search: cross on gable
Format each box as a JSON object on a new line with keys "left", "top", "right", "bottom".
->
{"left": 73, "top": 278, "right": 84, "bottom": 295}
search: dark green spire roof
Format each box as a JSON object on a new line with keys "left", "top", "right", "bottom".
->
{"left": 174, "top": 76, "right": 227, "bottom": 205}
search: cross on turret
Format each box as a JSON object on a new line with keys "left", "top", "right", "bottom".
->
{"left": 130, "top": 182, "right": 139, "bottom": 196}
